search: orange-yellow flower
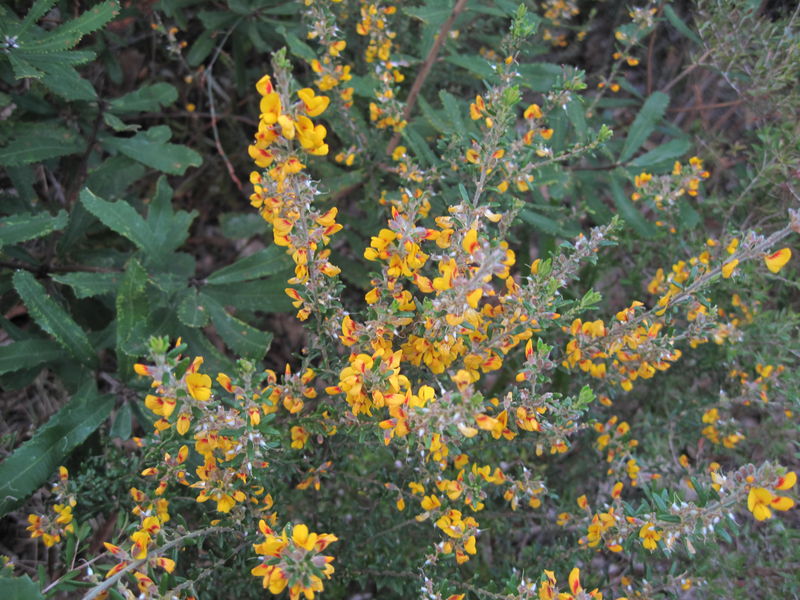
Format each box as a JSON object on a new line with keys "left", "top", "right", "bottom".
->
{"left": 764, "top": 248, "right": 791, "bottom": 273}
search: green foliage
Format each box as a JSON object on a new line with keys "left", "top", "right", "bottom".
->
{"left": 0, "top": 380, "right": 113, "bottom": 517}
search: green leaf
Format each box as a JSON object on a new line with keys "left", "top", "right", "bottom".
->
{"left": 439, "top": 90, "right": 466, "bottom": 139}
{"left": 0, "top": 123, "right": 83, "bottom": 166}
{"left": 177, "top": 287, "right": 210, "bottom": 328}
{"left": 109, "top": 83, "right": 179, "bottom": 113}
{"left": 202, "top": 293, "right": 272, "bottom": 359}
{"left": 0, "top": 574, "right": 44, "bottom": 600}
{"left": 80, "top": 188, "right": 155, "bottom": 254}
{"left": 204, "top": 278, "right": 293, "bottom": 313}
{"left": 628, "top": 138, "right": 691, "bottom": 169}
{"left": 34, "top": 61, "right": 96, "bottom": 101}
{"left": 619, "top": 91, "right": 670, "bottom": 164}
{"left": 445, "top": 54, "right": 494, "bottom": 79}
{"left": 206, "top": 246, "right": 292, "bottom": 285}
{"left": 85, "top": 155, "right": 146, "bottom": 199}
{"left": 608, "top": 173, "right": 658, "bottom": 238}
{"left": 0, "top": 210, "right": 67, "bottom": 249}
{"left": 186, "top": 30, "right": 215, "bottom": 67}
{"left": 219, "top": 213, "right": 268, "bottom": 240}
{"left": 0, "top": 339, "right": 62, "bottom": 375}
{"left": 115, "top": 259, "right": 149, "bottom": 357}
{"left": 19, "top": 0, "right": 58, "bottom": 35}
{"left": 0, "top": 380, "right": 113, "bottom": 517}
{"left": 145, "top": 176, "right": 196, "bottom": 257}
{"left": 51, "top": 272, "right": 121, "bottom": 298}
{"left": 102, "top": 126, "right": 202, "bottom": 175}
{"left": 565, "top": 97, "right": 588, "bottom": 141}
{"left": 663, "top": 5, "right": 701, "bottom": 44}
{"left": 109, "top": 403, "right": 132, "bottom": 440}
{"left": 21, "top": 1, "right": 120, "bottom": 53}
{"left": 278, "top": 27, "right": 317, "bottom": 62}
{"left": 519, "top": 209, "right": 580, "bottom": 237}
{"left": 12, "top": 270, "right": 96, "bottom": 366}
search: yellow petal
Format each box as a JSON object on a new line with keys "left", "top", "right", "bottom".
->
{"left": 764, "top": 248, "right": 791, "bottom": 273}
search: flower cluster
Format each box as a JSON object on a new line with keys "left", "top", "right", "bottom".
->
{"left": 26, "top": 466, "right": 75, "bottom": 548}
{"left": 251, "top": 522, "right": 338, "bottom": 600}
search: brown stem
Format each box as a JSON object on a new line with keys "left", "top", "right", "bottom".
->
{"left": 386, "top": 0, "right": 469, "bottom": 155}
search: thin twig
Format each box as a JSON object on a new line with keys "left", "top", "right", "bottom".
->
{"left": 204, "top": 19, "right": 245, "bottom": 191}
{"left": 386, "top": 0, "right": 469, "bottom": 155}
{"left": 82, "top": 526, "right": 232, "bottom": 600}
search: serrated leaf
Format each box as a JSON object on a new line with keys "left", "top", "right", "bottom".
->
{"left": 628, "top": 138, "right": 691, "bottom": 168}
{"left": 206, "top": 246, "right": 292, "bottom": 285}
{"left": 19, "top": 0, "right": 58, "bottom": 34}
{"left": 0, "top": 123, "right": 83, "bottom": 166}
{"left": 35, "top": 61, "right": 96, "bottom": 101}
{"left": 0, "top": 210, "right": 67, "bottom": 249}
{"left": 12, "top": 270, "right": 96, "bottom": 366}
{"left": 115, "top": 259, "right": 149, "bottom": 357}
{"left": 0, "top": 338, "right": 62, "bottom": 375}
{"left": 608, "top": 173, "right": 658, "bottom": 238}
{"left": 0, "top": 379, "right": 113, "bottom": 517}
{"left": 21, "top": 1, "right": 119, "bottom": 53}
{"left": 102, "top": 127, "right": 202, "bottom": 175}
{"left": 7, "top": 53, "right": 44, "bottom": 79}
{"left": 619, "top": 91, "right": 670, "bottom": 163}
{"left": 109, "top": 83, "right": 179, "bottom": 113}
{"left": 51, "top": 271, "right": 121, "bottom": 298}
{"left": 177, "top": 287, "right": 210, "bottom": 328}
{"left": 202, "top": 293, "right": 272, "bottom": 359}
{"left": 80, "top": 188, "right": 155, "bottom": 254}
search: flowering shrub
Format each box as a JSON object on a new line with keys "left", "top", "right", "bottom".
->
{"left": 1, "top": 1, "right": 798, "bottom": 599}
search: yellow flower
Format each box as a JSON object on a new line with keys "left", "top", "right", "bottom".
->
{"left": 259, "top": 92, "right": 282, "bottom": 124}
{"left": 764, "top": 248, "right": 791, "bottom": 273}
{"left": 639, "top": 522, "right": 661, "bottom": 551}
{"left": 186, "top": 372, "right": 212, "bottom": 401}
{"left": 297, "top": 88, "right": 330, "bottom": 117}
{"left": 721, "top": 258, "right": 738, "bottom": 279}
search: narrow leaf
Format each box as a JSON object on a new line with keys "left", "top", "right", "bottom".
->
{"left": 609, "top": 173, "right": 658, "bottom": 238}
{"left": 109, "top": 83, "right": 179, "bottom": 113}
{"left": 0, "top": 380, "right": 113, "bottom": 517}
{"left": 80, "top": 188, "right": 155, "bottom": 254}
{"left": 619, "top": 91, "right": 670, "bottom": 164}
{"left": 0, "top": 339, "right": 62, "bottom": 375}
{"left": 12, "top": 270, "right": 96, "bottom": 366}
{"left": 0, "top": 210, "right": 68, "bottom": 249}
{"left": 628, "top": 138, "right": 691, "bottom": 169}
{"left": 206, "top": 246, "right": 292, "bottom": 285}
{"left": 0, "top": 123, "right": 83, "bottom": 166}
{"left": 202, "top": 294, "right": 272, "bottom": 359}
{"left": 102, "top": 127, "right": 202, "bottom": 175}
{"left": 22, "top": 1, "right": 119, "bottom": 53}
{"left": 115, "top": 259, "right": 149, "bottom": 357}
{"left": 51, "top": 272, "right": 121, "bottom": 299}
